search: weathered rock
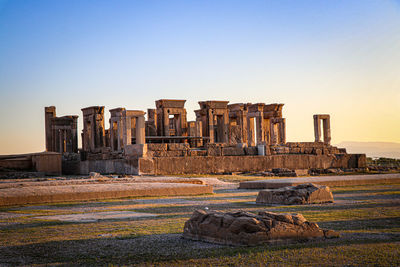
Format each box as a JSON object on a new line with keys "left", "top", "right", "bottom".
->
{"left": 183, "top": 209, "right": 338, "bottom": 246}
{"left": 256, "top": 183, "right": 333, "bottom": 205}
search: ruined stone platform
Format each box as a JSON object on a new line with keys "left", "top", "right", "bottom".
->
{"left": 0, "top": 182, "right": 213, "bottom": 206}
{"left": 239, "top": 173, "right": 400, "bottom": 189}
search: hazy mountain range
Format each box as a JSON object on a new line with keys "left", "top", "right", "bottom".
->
{"left": 336, "top": 142, "right": 400, "bottom": 159}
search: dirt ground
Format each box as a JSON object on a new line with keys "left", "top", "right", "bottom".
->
{"left": 0, "top": 174, "right": 399, "bottom": 266}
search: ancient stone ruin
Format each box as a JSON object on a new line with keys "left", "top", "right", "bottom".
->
{"left": 43, "top": 99, "right": 366, "bottom": 175}
{"left": 183, "top": 209, "right": 339, "bottom": 246}
{"left": 256, "top": 183, "right": 334, "bottom": 205}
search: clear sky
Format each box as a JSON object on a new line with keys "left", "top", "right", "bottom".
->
{"left": 0, "top": 0, "right": 399, "bottom": 154}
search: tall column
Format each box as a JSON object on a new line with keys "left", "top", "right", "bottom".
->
{"left": 270, "top": 122, "right": 278, "bottom": 145}
{"left": 208, "top": 110, "right": 214, "bottom": 143}
{"left": 323, "top": 118, "right": 331, "bottom": 145}
{"left": 123, "top": 116, "right": 132, "bottom": 147}
{"left": 255, "top": 113, "right": 264, "bottom": 145}
{"left": 163, "top": 110, "right": 170, "bottom": 136}
{"left": 313, "top": 115, "right": 321, "bottom": 142}
{"left": 45, "top": 106, "right": 56, "bottom": 151}
{"left": 117, "top": 120, "right": 122, "bottom": 151}
{"left": 279, "top": 119, "right": 286, "bottom": 144}
{"left": 136, "top": 116, "right": 146, "bottom": 145}
{"left": 247, "top": 117, "right": 255, "bottom": 146}
{"left": 223, "top": 111, "right": 229, "bottom": 143}
{"left": 240, "top": 112, "right": 247, "bottom": 144}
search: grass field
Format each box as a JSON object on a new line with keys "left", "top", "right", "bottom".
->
{"left": 0, "top": 180, "right": 399, "bottom": 266}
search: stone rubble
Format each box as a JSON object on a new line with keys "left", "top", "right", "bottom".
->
{"left": 183, "top": 209, "right": 339, "bottom": 246}
{"left": 256, "top": 183, "right": 334, "bottom": 205}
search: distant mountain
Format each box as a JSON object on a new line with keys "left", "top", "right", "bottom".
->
{"left": 336, "top": 141, "right": 400, "bottom": 159}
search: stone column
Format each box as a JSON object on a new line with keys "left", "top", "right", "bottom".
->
{"left": 123, "top": 115, "right": 132, "bottom": 147}
{"left": 223, "top": 111, "right": 229, "bottom": 143}
{"left": 208, "top": 110, "right": 214, "bottom": 143}
{"left": 163, "top": 110, "right": 170, "bottom": 136}
{"left": 323, "top": 117, "right": 331, "bottom": 145}
{"left": 279, "top": 119, "right": 286, "bottom": 144}
{"left": 255, "top": 113, "right": 264, "bottom": 145}
{"left": 270, "top": 122, "right": 278, "bottom": 145}
{"left": 136, "top": 115, "right": 145, "bottom": 145}
{"left": 45, "top": 106, "right": 56, "bottom": 152}
{"left": 247, "top": 117, "right": 255, "bottom": 146}
{"left": 195, "top": 120, "right": 203, "bottom": 147}
{"left": 240, "top": 112, "right": 247, "bottom": 144}
{"left": 313, "top": 115, "right": 321, "bottom": 142}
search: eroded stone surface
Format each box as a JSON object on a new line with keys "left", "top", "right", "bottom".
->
{"left": 183, "top": 209, "right": 338, "bottom": 246}
{"left": 256, "top": 183, "right": 334, "bottom": 205}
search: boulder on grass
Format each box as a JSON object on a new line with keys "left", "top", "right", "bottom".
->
{"left": 256, "top": 183, "right": 333, "bottom": 205}
{"left": 183, "top": 209, "right": 339, "bottom": 246}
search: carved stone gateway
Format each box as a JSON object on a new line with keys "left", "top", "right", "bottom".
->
{"left": 81, "top": 106, "right": 106, "bottom": 153}
{"left": 196, "top": 101, "right": 229, "bottom": 144}
{"left": 109, "top": 108, "right": 146, "bottom": 152}
{"left": 314, "top": 114, "right": 331, "bottom": 145}
{"left": 45, "top": 106, "right": 78, "bottom": 153}
{"left": 155, "top": 99, "right": 188, "bottom": 137}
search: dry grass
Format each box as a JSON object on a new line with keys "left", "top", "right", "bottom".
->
{"left": 0, "top": 180, "right": 399, "bottom": 266}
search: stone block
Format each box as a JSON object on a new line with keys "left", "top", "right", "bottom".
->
{"left": 183, "top": 209, "right": 338, "bottom": 246}
{"left": 291, "top": 147, "right": 301, "bottom": 154}
{"left": 207, "top": 146, "right": 222, "bottom": 156}
{"left": 222, "top": 147, "right": 245, "bottom": 156}
{"left": 166, "top": 151, "right": 186, "bottom": 157}
{"left": 304, "top": 147, "right": 313, "bottom": 154}
{"left": 256, "top": 183, "right": 334, "bottom": 205}
{"left": 313, "top": 148, "right": 322, "bottom": 155}
{"left": 244, "top": 147, "right": 258, "bottom": 155}
{"left": 124, "top": 144, "right": 148, "bottom": 157}
{"left": 294, "top": 169, "right": 309, "bottom": 176}
{"left": 168, "top": 143, "right": 190, "bottom": 151}
{"left": 152, "top": 151, "right": 168, "bottom": 157}
{"left": 147, "top": 143, "right": 168, "bottom": 151}
{"left": 188, "top": 150, "right": 208, "bottom": 157}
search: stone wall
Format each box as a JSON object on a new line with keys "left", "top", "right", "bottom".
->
{"left": 138, "top": 153, "right": 366, "bottom": 175}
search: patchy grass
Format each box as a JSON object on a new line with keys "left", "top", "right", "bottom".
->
{"left": 0, "top": 181, "right": 399, "bottom": 266}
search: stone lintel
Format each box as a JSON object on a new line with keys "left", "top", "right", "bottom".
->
{"left": 198, "top": 100, "right": 229, "bottom": 109}
{"left": 156, "top": 99, "right": 186, "bottom": 108}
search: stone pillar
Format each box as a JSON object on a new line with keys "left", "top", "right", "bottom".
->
{"left": 240, "top": 112, "right": 248, "bottom": 144}
{"left": 208, "top": 110, "right": 214, "bottom": 143}
{"left": 136, "top": 115, "right": 145, "bottom": 145}
{"left": 270, "top": 121, "right": 278, "bottom": 145}
{"left": 147, "top": 109, "right": 157, "bottom": 136}
{"left": 313, "top": 115, "right": 321, "bottom": 142}
{"left": 45, "top": 106, "right": 56, "bottom": 152}
{"left": 123, "top": 116, "right": 132, "bottom": 147}
{"left": 163, "top": 110, "right": 170, "bottom": 136}
{"left": 279, "top": 119, "right": 286, "bottom": 144}
{"left": 255, "top": 113, "right": 264, "bottom": 145}
{"left": 322, "top": 116, "right": 331, "bottom": 145}
{"left": 223, "top": 111, "right": 229, "bottom": 143}
{"left": 247, "top": 117, "right": 255, "bottom": 146}
{"left": 196, "top": 120, "right": 203, "bottom": 147}
{"left": 314, "top": 114, "right": 330, "bottom": 144}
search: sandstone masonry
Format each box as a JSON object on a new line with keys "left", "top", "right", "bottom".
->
{"left": 44, "top": 99, "right": 367, "bottom": 175}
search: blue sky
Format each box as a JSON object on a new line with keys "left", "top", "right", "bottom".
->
{"left": 0, "top": 0, "right": 399, "bottom": 154}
